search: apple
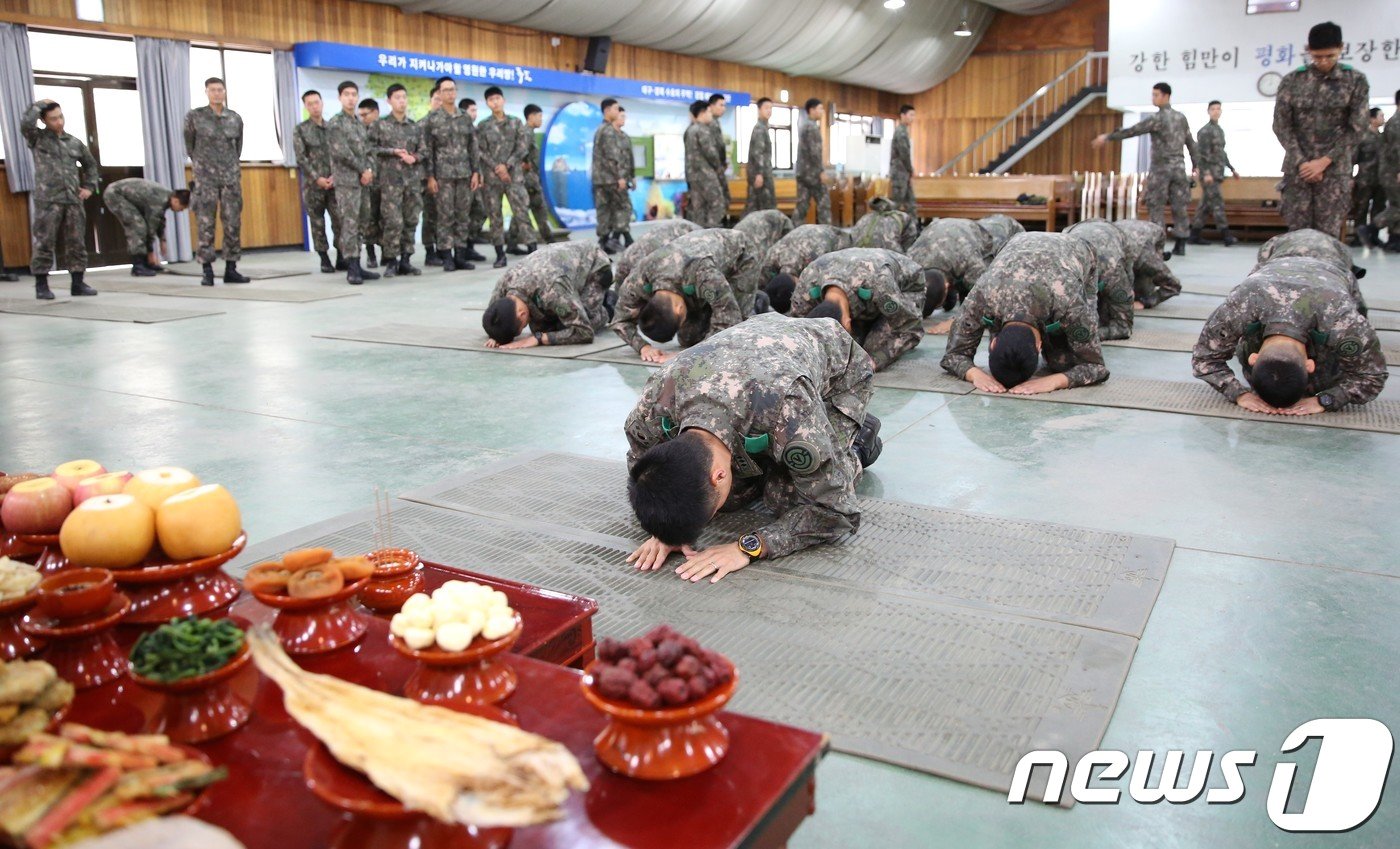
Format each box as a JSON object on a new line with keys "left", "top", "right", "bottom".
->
{"left": 72, "top": 471, "right": 133, "bottom": 505}
{"left": 124, "top": 467, "right": 201, "bottom": 511}
{"left": 155, "top": 484, "right": 241, "bottom": 560}
{"left": 53, "top": 460, "right": 106, "bottom": 493}
{"left": 59, "top": 493, "right": 155, "bottom": 569}
{"left": 0, "top": 477, "right": 73, "bottom": 535}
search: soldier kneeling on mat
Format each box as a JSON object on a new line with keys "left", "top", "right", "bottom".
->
{"left": 624, "top": 314, "right": 882, "bottom": 583}
{"left": 1192, "top": 255, "right": 1386, "bottom": 416}
{"left": 482, "top": 242, "right": 616, "bottom": 349}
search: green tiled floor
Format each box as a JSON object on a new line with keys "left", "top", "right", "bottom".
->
{"left": 3, "top": 235, "right": 1397, "bottom": 847}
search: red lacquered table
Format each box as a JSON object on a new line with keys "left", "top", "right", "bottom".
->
{"left": 60, "top": 597, "right": 828, "bottom": 849}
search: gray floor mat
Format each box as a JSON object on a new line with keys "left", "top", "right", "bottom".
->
{"left": 0, "top": 300, "right": 223, "bottom": 323}
{"left": 313, "top": 319, "right": 627, "bottom": 358}
{"left": 91, "top": 280, "right": 359, "bottom": 302}
{"left": 575, "top": 346, "right": 661, "bottom": 368}
{"left": 1105, "top": 324, "right": 1400, "bottom": 365}
{"left": 400, "top": 452, "right": 1171, "bottom": 638}
{"left": 234, "top": 498, "right": 1140, "bottom": 804}
{"left": 0, "top": 297, "right": 63, "bottom": 309}
{"left": 163, "top": 263, "right": 312, "bottom": 280}
{"left": 1139, "top": 300, "right": 1219, "bottom": 321}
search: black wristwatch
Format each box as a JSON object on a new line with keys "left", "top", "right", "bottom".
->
{"left": 1317, "top": 392, "right": 1339, "bottom": 412}
{"left": 534, "top": 331, "right": 545, "bottom": 345}
{"left": 738, "top": 533, "right": 764, "bottom": 559}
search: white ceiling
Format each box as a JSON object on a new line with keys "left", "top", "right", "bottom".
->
{"left": 381, "top": 0, "right": 1076, "bottom": 94}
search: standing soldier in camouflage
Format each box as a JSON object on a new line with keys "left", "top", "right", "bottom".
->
{"left": 481, "top": 242, "right": 615, "bottom": 348}
{"left": 733, "top": 209, "right": 793, "bottom": 258}
{"left": 422, "top": 79, "right": 481, "bottom": 272}
{"left": 890, "top": 105, "right": 917, "bottom": 219}
{"left": 683, "top": 101, "right": 726, "bottom": 228}
{"left": 511, "top": 104, "right": 556, "bottom": 253}
{"left": 1189, "top": 100, "right": 1241, "bottom": 246}
{"left": 328, "top": 81, "right": 378, "bottom": 285}
{"left": 611, "top": 228, "right": 761, "bottom": 361}
{"left": 1272, "top": 21, "right": 1370, "bottom": 237}
{"left": 103, "top": 178, "right": 189, "bottom": 276}
{"left": 760, "top": 224, "right": 854, "bottom": 314}
{"left": 624, "top": 313, "right": 882, "bottom": 581}
{"left": 849, "top": 196, "right": 918, "bottom": 251}
{"left": 463, "top": 98, "right": 490, "bottom": 262}
{"left": 615, "top": 219, "right": 701, "bottom": 286}
{"left": 1113, "top": 218, "right": 1181, "bottom": 308}
{"left": 1349, "top": 109, "right": 1384, "bottom": 247}
{"left": 373, "top": 84, "right": 423, "bottom": 278}
{"left": 477, "top": 86, "right": 538, "bottom": 269}
{"left": 1065, "top": 218, "right": 1136, "bottom": 340}
{"left": 592, "top": 98, "right": 634, "bottom": 255}
{"left": 356, "top": 98, "right": 383, "bottom": 269}
{"left": 21, "top": 99, "right": 99, "bottom": 299}
{"left": 907, "top": 217, "right": 997, "bottom": 329}
{"left": 1094, "top": 82, "right": 1198, "bottom": 256}
{"left": 421, "top": 84, "right": 443, "bottom": 266}
{"left": 977, "top": 214, "right": 1025, "bottom": 254}
{"left": 745, "top": 97, "right": 776, "bottom": 213}
{"left": 294, "top": 90, "right": 341, "bottom": 273}
{"left": 184, "top": 77, "right": 248, "bottom": 285}
{"left": 1361, "top": 95, "right": 1399, "bottom": 251}
{"left": 793, "top": 98, "right": 832, "bottom": 226}
{"left": 789, "top": 248, "right": 931, "bottom": 370}
{"left": 1193, "top": 255, "right": 1385, "bottom": 415}
{"left": 706, "top": 95, "right": 731, "bottom": 218}
{"left": 941, "top": 232, "right": 1107, "bottom": 394}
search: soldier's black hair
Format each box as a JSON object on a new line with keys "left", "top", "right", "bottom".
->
{"left": 601, "top": 98, "right": 618, "bottom": 112}
{"left": 807, "top": 300, "right": 844, "bottom": 324}
{"left": 1208, "top": 100, "right": 1222, "bottom": 109}
{"left": 337, "top": 80, "right": 358, "bottom": 95}
{"left": 1371, "top": 107, "right": 1384, "bottom": 119}
{"left": 460, "top": 98, "right": 474, "bottom": 110}
{"left": 922, "top": 269, "right": 948, "bottom": 318}
{"left": 764, "top": 273, "right": 796, "bottom": 314}
{"left": 756, "top": 97, "right": 772, "bottom": 108}
{"left": 38, "top": 101, "right": 61, "bottom": 118}
{"left": 592, "top": 265, "right": 615, "bottom": 291}
{"left": 204, "top": 77, "right": 225, "bottom": 88}
{"left": 943, "top": 285, "right": 959, "bottom": 312}
{"left": 688, "top": 101, "right": 707, "bottom": 118}
{"left": 618, "top": 106, "right": 626, "bottom": 113}
{"left": 435, "top": 75, "right": 454, "bottom": 87}
{"left": 988, "top": 324, "right": 1039, "bottom": 388}
{"left": 639, "top": 296, "right": 680, "bottom": 343}
{"left": 171, "top": 189, "right": 191, "bottom": 206}
{"left": 524, "top": 104, "right": 542, "bottom": 118}
{"left": 1307, "top": 21, "right": 1343, "bottom": 51}
{"left": 1250, "top": 353, "right": 1309, "bottom": 408}
{"left": 707, "top": 94, "right": 726, "bottom": 106}
{"left": 484, "top": 86, "right": 504, "bottom": 100}
{"left": 628, "top": 433, "right": 718, "bottom": 546}
{"left": 386, "top": 84, "right": 406, "bottom": 98}
{"left": 429, "top": 82, "right": 441, "bottom": 96}
{"left": 300, "top": 90, "right": 321, "bottom": 102}
{"left": 1394, "top": 90, "right": 1400, "bottom": 106}
{"left": 899, "top": 104, "right": 915, "bottom": 115}
{"left": 482, "top": 298, "right": 523, "bottom": 345}
{"left": 1152, "top": 82, "right": 1171, "bottom": 97}
{"left": 804, "top": 98, "right": 822, "bottom": 112}
{"left": 358, "top": 98, "right": 379, "bottom": 112}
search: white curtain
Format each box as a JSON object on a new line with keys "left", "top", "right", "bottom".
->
{"left": 0, "top": 22, "right": 37, "bottom": 193}
{"left": 135, "top": 37, "right": 194, "bottom": 262}
{"left": 274, "top": 50, "right": 298, "bottom": 167}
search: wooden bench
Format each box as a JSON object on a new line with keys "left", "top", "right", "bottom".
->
{"left": 911, "top": 175, "right": 1062, "bottom": 231}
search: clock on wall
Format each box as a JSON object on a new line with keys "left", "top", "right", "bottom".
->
{"left": 1257, "top": 71, "right": 1283, "bottom": 98}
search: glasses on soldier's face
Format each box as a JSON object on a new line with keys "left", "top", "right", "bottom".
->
{"left": 1309, "top": 49, "right": 1341, "bottom": 66}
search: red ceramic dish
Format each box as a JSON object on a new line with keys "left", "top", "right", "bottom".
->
{"left": 113, "top": 532, "right": 246, "bottom": 626}
{"left": 360, "top": 549, "right": 426, "bottom": 614}
{"left": 22, "top": 593, "right": 132, "bottom": 689}
{"left": 36, "top": 568, "right": 115, "bottom": 621}
{"left": 389, "top": 616, "right": 522, "bottom": 710}
{"left": 129, "top": 643, "right": 253, "bottom": 744}
{"left": 251, "top": 574, "right": 371, "bottom": 611}
{"left": 251, "top": 576, "right": 371, "bottom": 655}
{"left": 11, "top": 533, "right": 67, "bottom": 575}
{"left": 0, "top": 589, "right": 44, "bottom": 659}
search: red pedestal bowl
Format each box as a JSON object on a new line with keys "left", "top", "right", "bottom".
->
{"left": 21, "top": 593, "right": 132, "bottom": 689}
{"left": 10, "top": 533, "right": 67, "bottom": 575}
{"left": 251, "top": 576, "right": 370, "bottom": 655}
{"left": 113, "top": 532, "right": 246, "bottom": 626}
{"left": 388, "top": 615, "right": 521, "bottom": 716}
{"left": 129, "top": 643, "right": 254, "bottom": 744}
{"left": 0, "top": 590, "right": 44, "bottom": 659}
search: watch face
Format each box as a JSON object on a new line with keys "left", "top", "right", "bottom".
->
{"left": 1318, "top": 393, "right": 1335, "bottom": 409}
{"left": 739, "top": 533, "right": 761, "bottom": 555}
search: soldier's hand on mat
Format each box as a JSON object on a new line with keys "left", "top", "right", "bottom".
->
{"left": 1008, "top": 374, "right": 1069, "bottom": 396}
{"left": 640, "top": 345, "right": 668, "bottom": 363}
{"left": 78, "top": 188, "right": 92, "bottom": 200}
{"left": 926, "top": 318, "right": 954, "bottom": 335}
{"left": 627, "top": 537, "right": 697, "bottom": 571}
{"left": 675, "top": 543, "right": 750, "bottom": 584}
{"left": 427, "top": 177, "right": 439, "bottom": 194}
{"left": 1133, "top": 300, "right": 1145, "bottom": 310}
{"left": 501, "top": 335, "right": 540, "bottom": 350}
{"left": 1278, "top": 396, "right": 1325, "bottom": 416}
{"left": 966, "top": 368, "right": 1005, "bottom": 394}
{"left": 360, "top": 170, "right": 373, "bottom": 186}
{"left": 1235, "top": 392, "right": 1279, "bottom": 414}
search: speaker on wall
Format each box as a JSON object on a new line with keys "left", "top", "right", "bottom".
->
{"left": 584, "top": 36, "right": 612, "bottom": 74}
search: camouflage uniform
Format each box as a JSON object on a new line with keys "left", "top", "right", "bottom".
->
{"left": 762, "top": 224, "right": 853, "bottom": 282}
{"left": 1192, "top": 256, "right": 1386, "bottom": 408}
{"left": 592, "top": 120, "right": 634, "bottom": 236}
{"left": 612, "top": 228, "right": 761, "bottom": 352}
{"left": 468, "top": 185, "right": 488, "bottom": 243}
{"left": 732, "top": 209, "right": 794, "bottom": 258}
{"left": 518, "top": 128, "right": 554, "bottom": 243}
{"left": 293, "top": 117, "right": 340, "bottom": 253}
{"left": 488, "top": 242, "right": 613, "bottom": 344}
{"left": 22, "top": 101, "right": 98, "bottom": 274}
{"left": 616, "top": 220, "right": 702, "bottom": 285}
{"left": 745, "top": 118, "right": 776, "bottom": 213}
{"left": 793, "top": 112, "right": 831, "bottom": 225}
{"left": 1107, "top": 105, "right": 1198, "bottom": 239}
{"left": 1372, "top": 111, "right": 1400, "bottom": 234}
{"left": 183, "top": 104, "right": 244, "bottom": 263}
{"left": 977, "top": 214, "right": 1024, "bottom": 255}
{"left": 889, "top": 123, "right": 916, "bottom": 218}
{"left": 373, "top": 113, "right": 423, "bottom": 257}
{"left": 684, "top": 121, "right": 726, "bottom": 228}
{"left": 1350, "top": 126, "right": 1383, "bottom": 231}
{"left": 907, "top": 218, "right": 995, "bottom": 299}
{"left": 1253, "top": 229, "right": 1366, "bottom": 312}
{"left": 359, "top": 156, "right": 381, "bottom": 255}
{"left": 1191, "top": 120, "right": 1234, "bottom": 231}
{"left": 849, "top": 198, "right": 918, "bottom": 251}
{"left": 422, "top": 107, "right": 479, "bottom": 252}
{"left": 327, "top": 109, "right": 372, "bottom": 257}
{"left": 1113, "top": 219, "right": 1180, "bottom": 307}
{"left": 790, "top": 248, "right": 927, "bottom": 370}
{"left": 1065, "top": 219, "right": 1136, "bottom": 340}
{"left": 624, "top": 313, "right": 873, "bottom": 558}
{"left": 707, "top": 119, "right": 731, "bottom": 214}
{"left": 478, "top": 113, "right": 538, "bottom": 247}
{"left": 941, "top": 232, "right": 1108, "bottom": 387}
{"left": 102, "top": 178, "right": 172, "bottom": 255}
{"left": 1272, "top": 62, "right": 1370, "bottom": 234}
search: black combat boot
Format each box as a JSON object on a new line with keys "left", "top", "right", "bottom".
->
{"left": 1356, "top": 224, "right": 1378, "bottom": 248}
{"left": 1352, "top": 265, "right": 1367, "bottom": 280}
{"left": 853, "top": 414, "right": 883, "bottom": 468}
{"left": 754, "top": 291, "right": 772, "bottom": 314}
{"left": 335, "top": 252, "right": 348, "bottom": 272}
{"left": 382, "top": 254, "right": 398, "bottom": 278}
{"left": 398, "top": 253, "right": 420, "bottom": 276}
{"left": 1172, "top": 237, "right": 1187, "bottom": 256}
{"left": 453, "top": 247, "right": 475, "bottom": 271}
{"left": 525, "top": 243, "right": 537, "bottom": 254}
{"left": 425, "top": 244, "right": 443, "bottom": 266}
{"left": 507, "top": 243, "right": 529, "bottom": 256}
{"left": 1220, "top": 229, "right": 1238, "bottom": 247}
{"left": 441, "top": 248, "right": 457, "bottom": 272}
{"left": 365, "top": 245, "right": 378, "bottom": 268}
{"left": 223, "top": 262, "right": 250, "bottom": 283}
{"left": 621, "top": 231, "right": 633, "bottom": 247}
{"left": 492, "top": 245, "right": 507, "bottom": 269}
{"left": 130, "top": 254, "right": 157, "bottom": 277}
{"left": 465, "top": 242, "right": 487, "bottom": 262}
{"left": 318, "top": 251, "right": 334, "bottom": 273}
{"left": 604, "top": 289, "right": 618, "bottom": 321}
{"left": 358, "top": 256, "right": 380, "bottom": 281}
{"left": 1384, "top": 235, "right": 1400, "bottom": 254}
{"left": 1186, "top": 227, "right": 1205, "bottom": 245}
{"left": 201, "top": 262, "right": 215, "bottom": 286}
{"left": 35, "top": 274, "right": 54, "bottom": 300}
{"left": 346, "top": 258, "right": 364, "bottom": 285}
{"left": 70, "top": 271, "right": 96, "bottom": 297}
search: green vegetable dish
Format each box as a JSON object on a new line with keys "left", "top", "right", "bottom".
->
{"left": 129, "top": 616, "right": 246, "bottom": 683}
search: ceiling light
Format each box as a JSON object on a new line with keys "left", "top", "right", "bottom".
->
{"left": 954, "top": 19, "right": 973, "bottom": 36}
{"left": 883, "top": 0, "right": 905, "bottom": 9}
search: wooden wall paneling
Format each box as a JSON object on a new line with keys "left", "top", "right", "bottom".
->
{"left": 183, "top": 165, "right": 303, "bottom": 250}
{"left": 974, "top": 0, "right": 1107, "bottom": 55}
{"left": 0, "top": 167, "right": 33, "bottom": 267}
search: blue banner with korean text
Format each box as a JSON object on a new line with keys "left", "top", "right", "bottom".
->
{"left": 293, "top": 41, "right": 750, "bottom": 107}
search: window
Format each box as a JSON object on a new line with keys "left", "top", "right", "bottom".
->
{"left": 735, "top": 103, "right": 798, "bottom": 170}
{"left": 190, "top": 46, "right": 283, "bottom": 162}
{"left": 28, "top": 31, "right": 136, "bottom": 77}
